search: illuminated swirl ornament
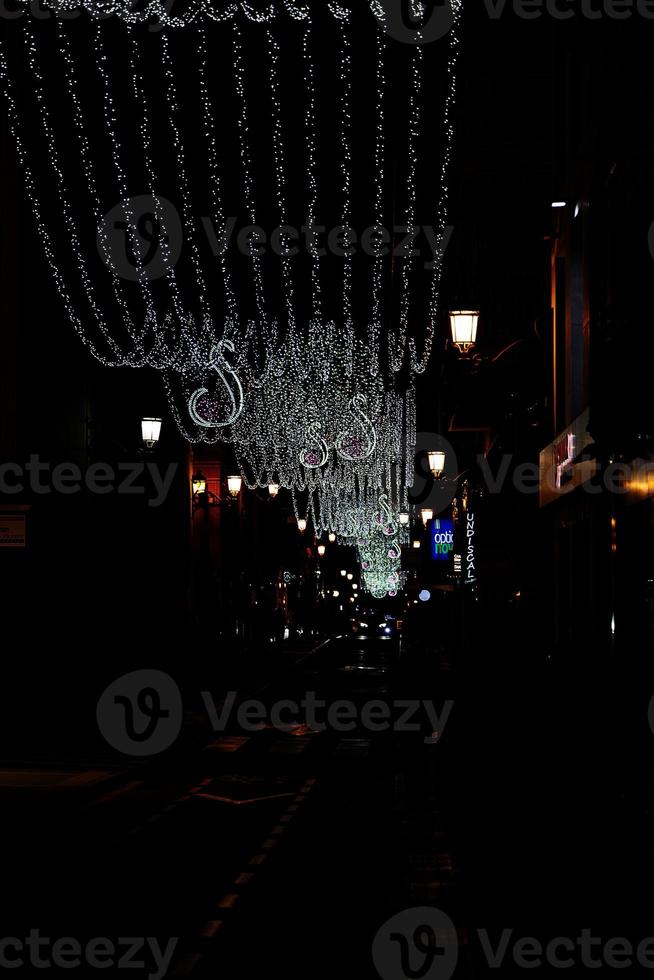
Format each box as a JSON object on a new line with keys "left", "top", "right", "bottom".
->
{"left": 188, "top": 340, "right": 244, "bottom": 430}
{"left": 375, "top": 493, "right": 397, "bottom": 537}
{"left": 299, "top": 422, "right": 329, "bottom": 469}
{"left": 335, "top": 395, "right": 377, "bottom": 462}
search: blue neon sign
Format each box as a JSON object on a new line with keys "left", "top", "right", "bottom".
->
{"left": 431, "top": 518, "right": 454, "bottom": 561}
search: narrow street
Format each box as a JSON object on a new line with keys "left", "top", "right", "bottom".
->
{"left": 0, "top": 633, "right": 470, "bottom": 978}
{"left": 3, "top": 3, "right": 654, "bottom": 977}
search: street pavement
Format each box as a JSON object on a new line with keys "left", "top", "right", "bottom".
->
{"left": 0, "top": 633, "right": 469, "bottom": 978}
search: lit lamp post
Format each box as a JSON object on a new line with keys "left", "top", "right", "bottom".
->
{"left": 428, "top": 450, "right": 446, "bottom": 479}
{"left": 328, "top": 532, "right": 336, "bottom": 543}
{"left": 141, "top": 417, "right": 162, "bottom": 449}
{"left": 192, "top": 471, "right": 207, "bottom": 497}
{"left": 412, "top": 539, "right": 421, "bottom": 550}
{"left": 340, "top": 569, "right": 347, "bottom": 577}
{"left": 227, "top": 475, "right": 243, "bottom": 498}
{"left": 268, "top": 483, "right": 279, "bottom": 498}
{"left": 317, "top": 544, "right": 326, "bottom": 557}
{"left": 399, "top": 511, "right": 410, "bottom": 528}
{"left": 192, "top": 471, "right": 243, "bottom": 512}
{"left": 297, "top": 518, "right": 307, "bottom": 533}
{"left": 449, "top": 310, "right": 479, "bottom": 355}
{"left": 420, "top": 507, "right": 434, "bottom": 527}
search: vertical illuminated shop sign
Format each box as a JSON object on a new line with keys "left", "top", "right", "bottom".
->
{"left": 465, "top": 512, "right": 477, "bottom": 585}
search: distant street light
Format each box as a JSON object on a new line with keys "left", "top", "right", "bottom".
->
{"left": 399, "top": 512, "right": 410, "bottom": 527}
{"left": 297, "top": 518, "right": 307, "bottom": 533}
{"left": 268, "top": 483, "right": 280, "bottom": 497}
{"left": 317, "top": 544, "right": 326, "bottom": 557}
{"left": 328, "top": 532, "right": 337, "bottom": 543}
{"left": 420, "top": 508, "right": 434, "bottom": 527}
{"left": 412, "top": 540, "right": 421, "bottom": 549}
{"left": 347, "top": 573, "right": 354, "bottom": 581}
{"left": 340, "top": 569, "right": 347, "bottom": 577}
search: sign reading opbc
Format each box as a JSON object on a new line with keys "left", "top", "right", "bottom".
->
{"left": 431, "top": 518, "right": 454, "bottom": 561}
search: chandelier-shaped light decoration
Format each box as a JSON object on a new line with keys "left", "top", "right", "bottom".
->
{"left": 0, "top": 0, "right": 463, "bottom": 599}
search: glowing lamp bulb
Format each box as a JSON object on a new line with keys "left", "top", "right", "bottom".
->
{"left": 227, "top": 475, "right": 242, "bottom": 497}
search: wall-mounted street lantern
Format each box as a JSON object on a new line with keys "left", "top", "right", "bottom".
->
{"left": 340, "top": 569, "right": 347, "bottom": 577}
{"left": 328, "top": 532, "right": 337, "bottom": 543}
{"left": 227, "top": 475, "right": 242, "bottom": 497}
{"left": 449, "top": 310, "right": 479, "bottom": 355}
{"left": 420, "top": 507, "right": 434, "bottom": 527}
{"left": 268, "top": 483, "right": 280, "bottom": 498}
{"left": 297, "top": 518, "right": 307, "bottom": 533}
{"left": 141, "top": 417, "right": 162, "bottom": 449}
{"left": 192, "top": 471, "right": 244, "bottom": 512}
{"left": 399, "top": 511, "right": 410, "bottom": 527}
{"left": 412, "top": 539, "right": 421, "bottom": 550}
{"left": 317, "top": 544, "right": 326, "bottom": 557}
{"left": 428, "top": 450, "right": 446, "bottom": 479}
{"left": 192, "top": 471, "right": 207, "bottom": 497}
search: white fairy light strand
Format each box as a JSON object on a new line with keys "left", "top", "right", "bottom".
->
{"left": 159, "top": 30, "right": 209, "bottom": 315}
{"left": 92, "top": 22, "right": 157, "bottom": 347}
{"left": 300, "top": 19, "right": 321, "bottom": 320}
{"left": 371, "top": 25, "right": 385, "bottom": 333}
{"left": 126, "top": 27, "right": 187, "bottom": 329}
{"left": 22, "top": 17, "right": 135, "bottom": 362}
{"left": 9, "top": 0, "right": 345, "bottom": 26}
{"left": 0, "top": 39, "right": 106, "bottom": 365}
{"left": 197, "top": 23, "right": 238, "bottom": 323}
{"left": 336, "top": 11, "right": 353, "bottom": 326}
{"left": 232, "top": 19, "right": 266, "bottom": 321}
{"left": 395, "top": 44, "right": 423, "bottom": 372}
{"left": 266, "top": 27, "right": 295, "bottom": 331}
{"left": 56, "top": 21, "right": 137, "bottom": 361}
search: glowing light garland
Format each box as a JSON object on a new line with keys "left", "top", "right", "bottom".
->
{"left": 1, "top": 1, "right": 463, "bottom": 596}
